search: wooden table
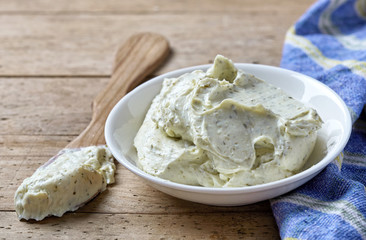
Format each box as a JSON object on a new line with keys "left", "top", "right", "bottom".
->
{"left": 0, "top": 1, "right": 315, "bottom": 239}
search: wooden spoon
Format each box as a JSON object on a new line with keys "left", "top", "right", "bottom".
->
{"left": 14, "top": 33, "right": 169, "bottom": 221}
{"left": 67, "top": 32, "right": 170, "bottom": 148}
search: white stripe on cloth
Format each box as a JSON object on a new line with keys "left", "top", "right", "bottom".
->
{"left": 319, "top": 0, "right": 366, "bottom": 50}
{"left": 285, "top": 26, "right": 366, "bottom": 78}
{"left": 344, "top": 152, "right": 366, "bottom": 167}
{"left": 272, "top": 192, "right": 366, "bottom": 238}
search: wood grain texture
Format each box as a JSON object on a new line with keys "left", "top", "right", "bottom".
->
{"left": 0, "top": 212, "right": 279, "bottom": 240}
{"left": 0, "top": 11, "right": 308, "bottom": 76}
{"left": 0, "top": 77, "right": 107, "bottom": 136}
{"left": 0, "top": 0, "right": 316, "bottom": 239}
{"left": 0, "top": 0, "right": 313, "bottom": 13}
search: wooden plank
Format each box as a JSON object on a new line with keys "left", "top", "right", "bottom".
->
{"left": 0, "top": 12, "right": 306, "bottom": 76}
{"left": 0, "top": 135, "right": 72, "bottom": 156}
{"left": 0, "top": 212, "right": 280, "bottom": 239}
{"left": 0, "top": 76, "right": 157, "bottom": 136}
{"left": 0, "top": 77, "right": 107, "bottom": 135}
{"left": 0, "top": 0, "right": 313, "bottom": 13}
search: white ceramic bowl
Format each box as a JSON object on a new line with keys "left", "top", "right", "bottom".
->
{"left": 105, "top": 64, "right": 352, "bottom": 206}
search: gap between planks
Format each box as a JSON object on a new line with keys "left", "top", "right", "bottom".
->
{"left": 0, "top": 75, "right": 110, "bottom": 78}
{"left": 0, "top": 74, "right": 157, "bottom": 79}
{"left": 0, "top": 209, "right": 275, "bottom": 215}
{"left": 0, "top": 10, "right": 286, "bottom": 16}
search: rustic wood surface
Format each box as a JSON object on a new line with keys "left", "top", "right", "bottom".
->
{"left": 0, "top": 1, "right": 315, "bottom": 239}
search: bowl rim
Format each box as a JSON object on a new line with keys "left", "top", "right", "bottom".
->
{"left": 105, "top": 63, "right": 353, "bottom": 194}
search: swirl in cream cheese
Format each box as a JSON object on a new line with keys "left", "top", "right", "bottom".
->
{"left": 134, "top": 55, "right": 322, "bottom": 187}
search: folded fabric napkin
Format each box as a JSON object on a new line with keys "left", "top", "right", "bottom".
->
{"left": 270, "top": 0, "right": 366, "bottom": 239}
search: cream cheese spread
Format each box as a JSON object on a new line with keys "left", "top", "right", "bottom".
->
{"left": 134, "top": 55, "right": 323, "bottom": 187}
{"left": 14, "top": 145, "right": 115, "bottom": 221}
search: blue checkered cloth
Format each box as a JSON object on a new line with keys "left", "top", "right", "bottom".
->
{"left": 270, "top": 0, "right": 366, "bottom": 239}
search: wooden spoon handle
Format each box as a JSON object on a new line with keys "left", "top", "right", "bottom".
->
{"left": 66, "top": 33, "right": 170, "bottom": 148}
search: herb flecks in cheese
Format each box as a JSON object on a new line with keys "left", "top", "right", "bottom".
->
{"left": 134, "top": 55, "right": 322, "bottom": 187}
{"left": 14, "top": 145, "right": 115, "bottom": 221}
